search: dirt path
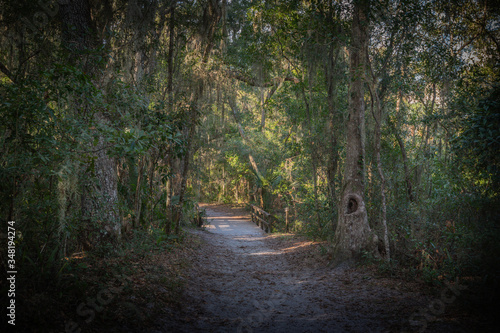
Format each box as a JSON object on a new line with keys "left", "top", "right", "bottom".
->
{"left": 155, "top": 204, "right": 473, "bottom": 333}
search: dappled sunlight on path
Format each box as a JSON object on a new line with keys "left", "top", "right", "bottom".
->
{"left": 203, "top": 207, "right": 264, "bottom": 237}
{"left": 155, "top": 204, "right": 472, "bottom": 333}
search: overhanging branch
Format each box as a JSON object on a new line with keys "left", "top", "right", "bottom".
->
{"left": 228, "top": 94, "right": 265, "bottom": 182}
{"left": 227, "top": 69, "right": 298, "bottom": 87}
{"left": 0, "top": 61, "right": 16, "bottom": 83}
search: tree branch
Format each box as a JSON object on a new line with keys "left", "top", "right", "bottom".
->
{"left": 0, "top": 61, "right": 16, "bottom": 83}
{"left": 228, "top": 94, "right": 265, "bottom": 182}
{"left": 227, "top": 69, "right": 298, "bottom": 87}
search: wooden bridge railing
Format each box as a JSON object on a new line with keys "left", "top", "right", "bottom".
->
{"left": 249, "top": 204, "right": 275, "bottom": 233}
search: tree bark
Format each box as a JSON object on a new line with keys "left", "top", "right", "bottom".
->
{"left": 332, "top": 0, "right": 378, "bottom": 265}
{"left": 167, "top": 2, "right": 175, "bottom": 109}
{"left": 368, "top": 81, "right": 390, "bottom": 261}
{"left": 60, "top": 0, "right": 121, "bottom": 247}
{"left": 299, "top": 82, "right": 321, "bottom": 230}
{"left": 134, "top": 157, "right": 145, "bottom": 228}
{"left": 174, "top": 103, "right": 197, "bottom": 234}
{"left": 165, "top": 149, "right": 174, "bottom": 234}
{"left": 325, "top": 41, "right": 341, "bottom": 230}
{"left": 164, "top": 2, "right": 176, "bottom": 233}
{"left": 390, "top": 93, "right": 414, "bottom": 202}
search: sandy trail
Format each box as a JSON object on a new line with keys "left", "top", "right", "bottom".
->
{"left": 156, "top": 204, "right": 470, "bottom": 333}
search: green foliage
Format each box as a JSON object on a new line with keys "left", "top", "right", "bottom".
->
{"left": 1, "top": 73, "right": 82, "bottom": 287}
{"left": 2, "top": 1, "right": 500, "bottom": 327}
{"left": 451, "top": 80, "right": 500, "bottom": 197}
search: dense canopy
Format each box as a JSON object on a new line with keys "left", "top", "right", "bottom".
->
{"left": 1, "top": 0, "right": 499, "bottom": 331}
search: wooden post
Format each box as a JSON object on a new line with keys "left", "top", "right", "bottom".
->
{"left": 250, "top": 204, "right": 275, "bottom": 233}
{"left": 285, "top": 207, "right": 289, "bottom": 232}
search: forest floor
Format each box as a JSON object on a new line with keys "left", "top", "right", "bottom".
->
{"left": 45, "top": 204, "right": 495, "bottom": 333}
{"left": 146, "top": 204, "right": 488, "bottom": 333}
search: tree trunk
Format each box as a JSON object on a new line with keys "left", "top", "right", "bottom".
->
{"left": 390, "top": 93, "right": 414, "bottom": 202}
{"left": 165, "top": 149, "right": 173, "bottom": 234}
{"left": 60, "top": 0, "right": 121, "bottom": 248}
{"left": 148, "top": 152, "right": 157, "bottom": 225}
{"left": 332, "top": 0, "right": 378, "bottom": 265}
{"left": 167, "top": 2, "right": 175, "bottom": 109}
{"left": 368, "top": 82, "right": 390, "bottom": 261}
{"left": 134, "top": 157, "right": 145, "bottom": 228}
{"left": 174, "top": 96, "right": 198, "bottom": 234}
{"left": 325, "top": 41, "right": 341, "bottom": 230}
{"left": 260, "top": 87, "right": 266, "bottom": 129}
{"left": 299, "top": 82, "right": 322, "bottom": 230}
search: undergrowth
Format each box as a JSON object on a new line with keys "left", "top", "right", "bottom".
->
{"left": 11, "top": 227, "right": 193, "bottom": 332}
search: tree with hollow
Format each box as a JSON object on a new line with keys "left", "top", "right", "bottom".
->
{"left": 332, "top": 0, "right": 379, "bottom": 265}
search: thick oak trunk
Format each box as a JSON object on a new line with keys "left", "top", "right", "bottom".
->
{"left": 332, "top": 0, "right": 378, "bottom": 264}
{"left": 80, "top": 130, "right": 121, "bottom": 246}
{"left": 60, "top": 0, "right": 121, "bottom": 247}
